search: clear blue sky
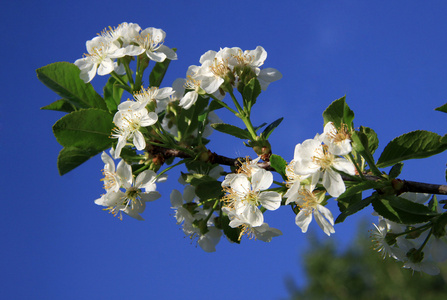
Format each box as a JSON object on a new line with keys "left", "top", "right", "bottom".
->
{"left": 2, "top": 1, "right": 447, "bottom": 299}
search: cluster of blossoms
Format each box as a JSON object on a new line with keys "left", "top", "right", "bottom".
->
{"left": 284, "top": 122, "right": 356, "bottom": 236}
{"left": 176, "top": 46, "right": 282, "bottom": 110}
{"left": 94, "top": 151, "right": 166, "bottom": 220}
{"left": 371, "top": 193, "right": 447, "bottom": 275}
{"left": 111, "top": 86, "right": 174, "bottom": 158}
{"left": 74, "top": 23, "right": 177, "bottom": 83}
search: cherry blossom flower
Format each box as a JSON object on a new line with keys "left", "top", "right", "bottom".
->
{"left": 222, "top": 168, "right": 281, "bottom": 227}
{"left": 119, "top": 86, "right": 174, "bottom": 113}
{"left": 286, "top": 183, "right": 335, "bottom": 236}
{"left": 133, "top": 27, "right": 177, "bottom": 62}
{"left": 223, "top": 207, "right": 282, "bottom": 242}
{"left": 320, "top": 122, "right": 352, "bottom": 156}
{"left": 293, "top": 137, "right": 356, "bottom": 197}
{"left": 95, "top": 161, "right": 161, "bottom": 220}
{"left": 74, "top": 36, "right": 126, "bottom": 83}
{"left": 111, "top": 106, "right": 158, "bottom": 158}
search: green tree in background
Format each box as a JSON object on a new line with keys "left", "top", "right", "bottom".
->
{"left": 285, "top": 223, "right": 447, "bottom": 300}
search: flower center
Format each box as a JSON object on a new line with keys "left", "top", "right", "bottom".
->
{"left": 210, "top": 58, "right": 230, "bottom": 78}
{"left": 101, "top": 170, "right": 118, "bottom": 190}
{"left": 243, "top": 190, "right": 260, "bottom": 207}
{"left": 312, "top": 145, "right": 334, "bottom": 170}
{"left": 298, "top": 189, "right": 319, "bottom": 211}
{"left": 328, "top": 124, "right": 351, "bottom": 144}
{"left": 184, "top": 75, "right": 201, "bottom": 91}
{"left": 138, "top": 33, "right": 164, "bottom": 51}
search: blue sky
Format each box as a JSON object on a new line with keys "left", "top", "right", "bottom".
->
{"left": 2, "top": 1, "right": 447, "bottom": 299}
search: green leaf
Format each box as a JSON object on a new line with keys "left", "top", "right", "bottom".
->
{"left": 242, "top": 77, "right": 261, "bottom": 110}
{"left": 322, "top": 96, "right": 355, "bottom": 130}
{"left": 40, "top": 99, "right": 76, "bottom": 113}
{"left": 57, "top": 146, "right": 102, "bottom": 175}
{"left": 435, "top": 102, "right": 447, "bottom": 113}
{"left": 269, "top": 154, "right": 288, "bottom": 181}
{"left": 335, "top": 194, "right": 374, "bottom": 224}
{"left": 338, "top": 180, "right": 384, "bottom": 200}
{"left": 261, "top": 117, "right": 284, "bottom": 139}
{"left": 208, "top": 99, "right": 225, "bottom": 112}
{"left": 103, "top": 75, "right": 126, "bottom": 113}
{"left": 359, "top": 126, "right": 379, "bottom": 155}
{"left": 372, "top": 197, "right": 436, "bottom": 224}
{"left": 53, "top": 109, "right": 114, "bottom": 149}
{"left": 385, "top": 195, "right": 438, "bottom": 216}
{"left": 428, "top": 195, "right": 438, "bottom": 213}
{"left": 253, "top": 122, "right": 267, "bottom": 133}
{"left": 36, "top": 62, "right": 107, "bottom": 110}
{"left": 377, "top": 130, "right": 447, "bottom": 168}
{"left": 351, "top": 131, "right": 382, "bottom": 176}
{"left": 337, "top": 191, "right": 362, "bottom": 212}
{"left": 149, "top": 49, "right": 176, "bottom": 87}
{"left": 388, "top": 162, "right": 404, "bottom": 178}
{"left": 195, "top": 181, "right": 224, "bottom": 201}
{"left": 211, "top": 123, "right": 252, "bottom": 140}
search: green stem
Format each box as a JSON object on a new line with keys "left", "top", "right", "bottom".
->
{"left": 228, "top": 90, "right": 244, "bottom": 115}
{"left": 394, "top": 223, "right": 432, "bottom": 238}
{"left": 228, "top": 90, "right": 257, "bottom": 139}
{"left": 122, "top": 61, "right": 135, "bottom": 91}
{"left": 348, "top": 152, "right": 365, "bottom": 180}
{"left": 209, "top": 94, "right": 238, "bottom": 115}
{"left": 133, "top": 164, "right": 149, "bottom": 175}
{"left": 156, "top": 159, "right": 187, "bottom": 179}
{"left": 134, "top": 55, "right": 149, "bottom": 92}
{"left": 418, "top": 228, "right": 432, "bottom": 252}
{"left": 203, "top": 200, "right": 220, "bottom": 223}
{"left": 110, "top": 71, "right": 132, "bottom": 93}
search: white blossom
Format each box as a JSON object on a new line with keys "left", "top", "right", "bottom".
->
{"left": 111, "top": 106, "right": 158, "bottom": 158}
{"left": 74, "top": 36, "right": 126, "bottom": 83}
{"left": 95, "top": 160, "right": 161, "bottom": 220}
{"left": 222, "top": 169, "right": 281, "bottom": 227}
{"left": 287, "top": 182, "right": 335, "bottom": 236}
{"left": 133, "top": 27, "right": 177, "bottom": 62}
{"left": 293, "top": 137, "right": 355, "bottom": 197}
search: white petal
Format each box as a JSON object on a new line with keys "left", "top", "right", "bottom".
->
{"left": 116, "top": 160, "right": 132, "bottom": 185}
{"left": 333, "top": 158, "right": 356, "bottom": 176}
{"left": 97, "top": 58, "right": 115, "bottom": 75}
{"left": 322, "top": 168, "right": 345, "bottom": 197}
{"left": 179, "top": 91, "right": 198, "bottom": 110}
{"left": 157, "top": 45, "right": 177, "bottom": 60}
{"left": 139, "top": 191, "right": 161, "bottom": 202}
{"left": 251, "top": 169, "right": 273, "bottom": 191}
{"left": 230, "top": 175, "right": 251, "bottom": 195}
{"left": 140, "top": 112, "right": 158, "bottom": 126}
{"left": 295, "top": 209, "right": 312, "bottom": 233}
{"left": 259, "top": 191, "right": 282, "bottom": 211}
{"left": 133, "top": 130, "right": 146, "bottom": 150}
{"left": 243, "top": 205, "right": 264, "bottom": 227}
{"left": 170, "top": 189, "right": 183, "bottom": 207}
{"left": 147, "top": 50, "right": 167, "bottom": 62}
{"left": 314, "top": 209, "right": 335, "bottom": 236}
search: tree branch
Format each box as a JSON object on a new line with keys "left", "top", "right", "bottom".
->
{"left": 150, "top": 145, "right": 447, "bottom": 195}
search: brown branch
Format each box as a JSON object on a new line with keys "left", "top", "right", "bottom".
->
{"left": 149, "top": 145, "right": 447, "bottom": 195}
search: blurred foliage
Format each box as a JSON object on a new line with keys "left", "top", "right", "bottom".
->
{"left": 285, "top": 222, "right": 447, "bottom": 300}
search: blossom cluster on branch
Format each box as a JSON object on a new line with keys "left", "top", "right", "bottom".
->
{"left": 37, "top": 22, "right": 447, "bottom": 275}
